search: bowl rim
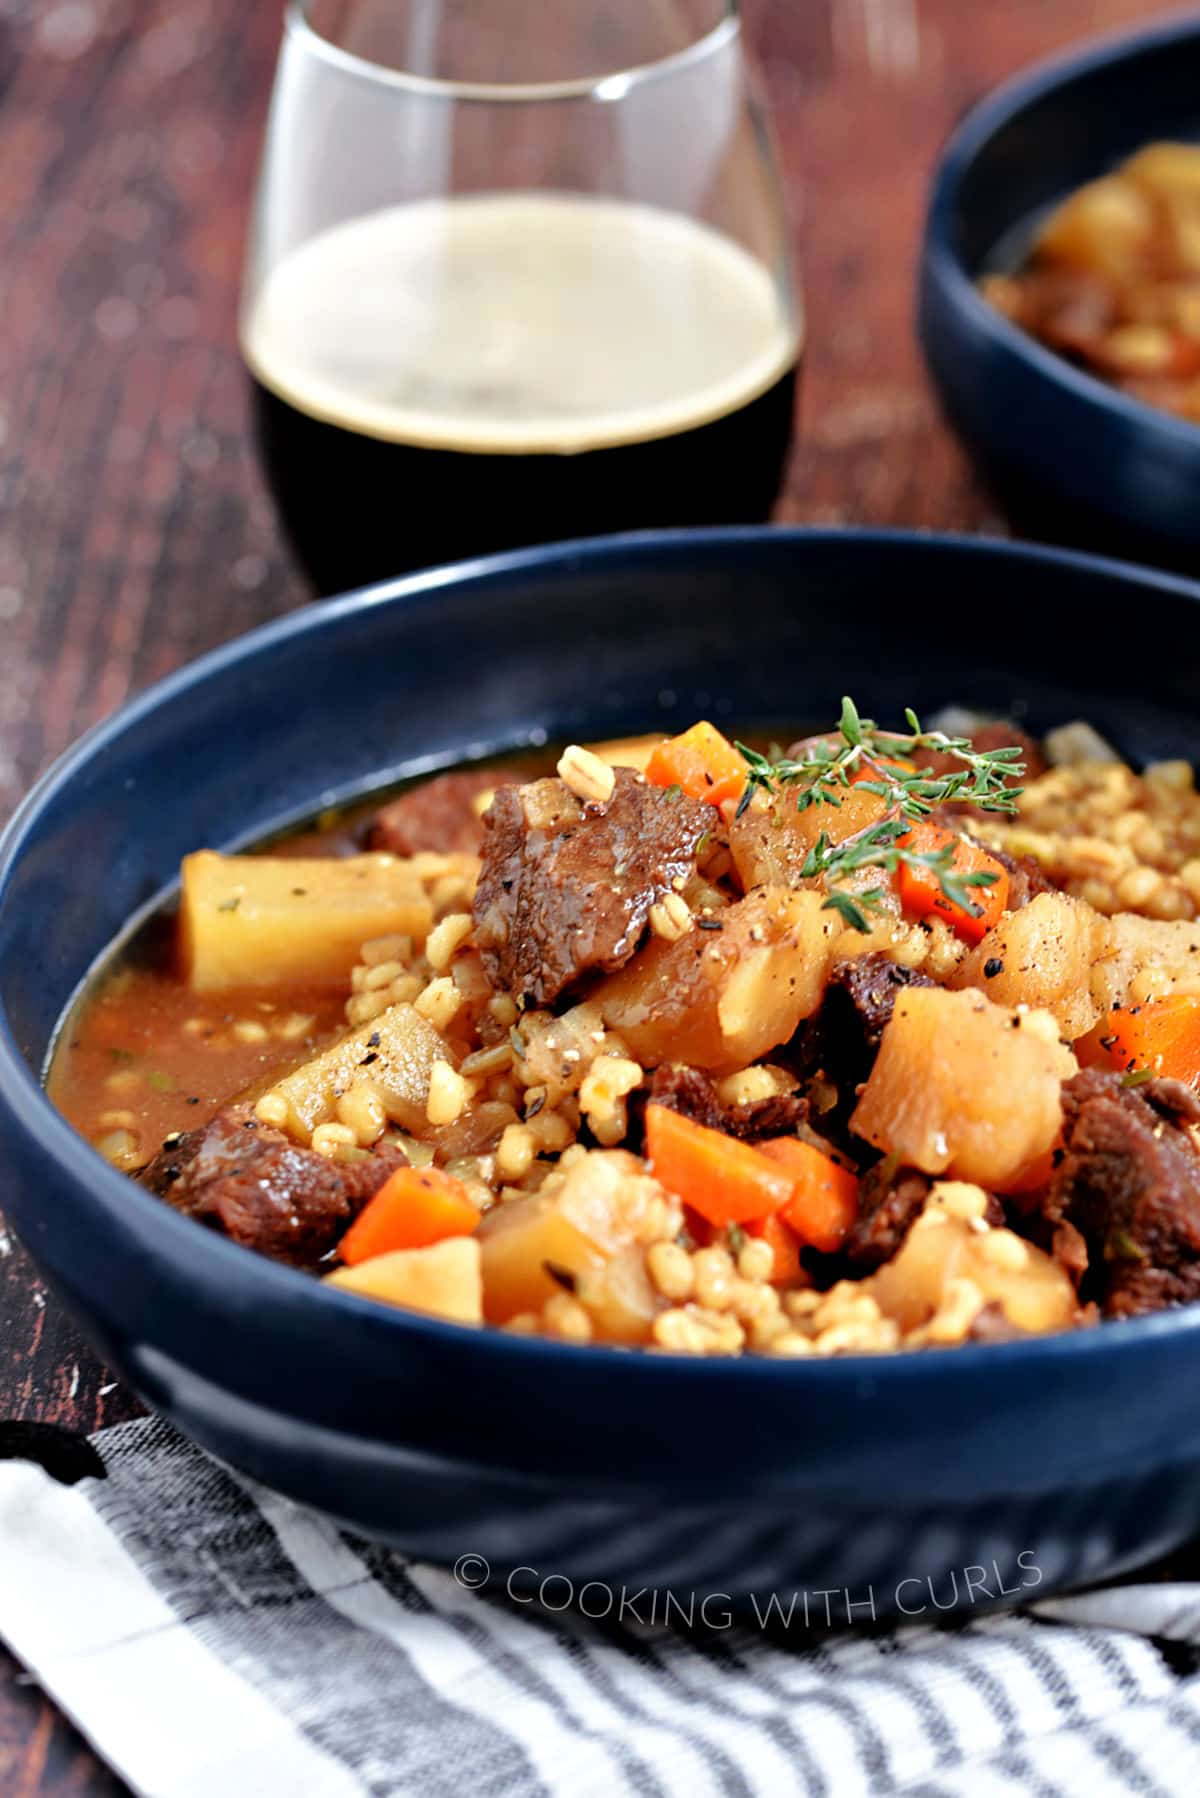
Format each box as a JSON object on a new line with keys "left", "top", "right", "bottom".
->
{"left": 6, "top": 522, "right": 1200, "bottom": 1387}
{"left": 922, "top": 7, "right": 1200, "bottom": 451}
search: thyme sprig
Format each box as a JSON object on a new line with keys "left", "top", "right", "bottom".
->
{"left": 734, "top": 698, "right": 1026, "bottom": 934}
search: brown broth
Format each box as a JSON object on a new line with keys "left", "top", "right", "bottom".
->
{"left": 47, "top": 950, "right": 349, "bottom": 1163}
{"left": 44, "top": 746, "right": 549, "bottom": 1166}
{"left": 45, "top": 730, "right": 791, "bottom": 1167}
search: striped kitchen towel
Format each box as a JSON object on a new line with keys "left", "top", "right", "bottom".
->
{"left": 2, "top": 1417, "right": 1200, "bottom": 1797}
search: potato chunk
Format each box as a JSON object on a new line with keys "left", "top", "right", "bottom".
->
{"left": 869, "top": 1188, "right": 1078, "bottom": 1338}
{"left": 594, "top": 888, "right": 836, "bottom": 1071}
{"left": 587, "top": 734, "right": 662, "bottom": 774}
{"left": 479, "top": 1148, "right": 679, "bottom": 1342}
{"left": 1034, "top": 174, "right": 1154, "bottom": 281}
{"left": 266, "top": 1002, "right": 452, "bottom": 1139}
{"left": 851, "top": 986, "right": 1076, "bottom": 1191}
{"left": 1090, "top": 912, "right": 1200, "bottom": 1013}
{"left": 182, "top": 850, "right": 435, "bottom": 991}
{"left": 729, "top": 786, "right": 888, "bottom": 892}
{"left": 951, "top": 892, "right": 1106, "bottom": 1039}
{"left": 1125, "top": 142, "right": 1200, "bottom": 202}
{"left": 325, "top": 1237, "right": 482, "bottom": 1324}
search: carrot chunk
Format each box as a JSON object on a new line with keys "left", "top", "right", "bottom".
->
{"left": 339, "top": 1165, "right": 481, "bottom": 1265}
{"left": 1089, "top": 994, "right": 1200, "bottom": 1088}
{"left": 747, "top": 1211, "right": 807, "bottom": 1284}
{"left": 644, "top": 722, "right": 746, "bottom": 809}
{"left": 1170, "top": 333, "right": 1200, "bottom": 381}
{"left": 758, "top": 1137, "right": 859, "bottom": 1253}
{"left": 645, "top": 1104, "right": 794, "bottom": 1226}
{"left": 895, "top": 820, "right": 1009, "bottom": 944}
{"left": 849, "top": 754, "right": 916, "bottom": 786}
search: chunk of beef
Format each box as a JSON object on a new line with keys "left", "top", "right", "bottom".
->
{"left": 793, "top": 953, "right": 937, "bottom": 1103}
{"left": 825, "top": 954, "right": 938, "bottom": 1060}
{"left": 909, "top": 724, "right": 1048, "bottom": 836}
{"left": 842, "top": 1165, "right": 933, "bottom": 1270}
{"left": 982, "top": 840, "right": 1056, "bottom": 910}
{"left": 841, "top": 1161, "right": 1004, "bottom": 1271}
{"left": 910, "top": 722, "right": 1048, "bottom": 786}
{"left": 139, "top": 1107, "right": 406, "bottom": 1267}
{"left": 645, "top": 1064, "right": 811, "bottom": 1144}
{"left": 473, "top": 767, "right": 716, "bottom": 1006}
{"left": 1048, "top": 1217, "right": 1089, "bottom": 1289}
{"left": 1044, "top": 1069, "right": 1200, "bottom": 1317}
{"left": 1136, "top": 1076, "right": 1200, "bottom": 1128}
{"left": 367, "top": 769, "right": 520, "bottom": 857}
{"left": 783, "top": 722, "right": 1046, "bottom": 790}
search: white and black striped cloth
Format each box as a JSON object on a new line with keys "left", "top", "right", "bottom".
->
{"left": 3, "top": 1417, "right": 1200, "bottom": 1796}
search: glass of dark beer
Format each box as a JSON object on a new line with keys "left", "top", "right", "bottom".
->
{"left": 241, "top": 0, "right": 800, "bottom": 594}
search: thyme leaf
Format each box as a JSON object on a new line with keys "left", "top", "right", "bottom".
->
{"left": 736, "top": 699, "right": 1025, "bottom": 934}
{"left": 821, "top": 889, "right": 872, "bottom": 932}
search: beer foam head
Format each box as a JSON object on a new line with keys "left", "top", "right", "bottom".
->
{"left": 242, "top": 193, "right": 799, "bottom": 454}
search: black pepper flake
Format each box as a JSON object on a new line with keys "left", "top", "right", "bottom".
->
{"left": 186, "top": 1096, "right": 200, "bottom": 1105}
{"left": 697, "top": 918, "right": 724, "bottom": 931}
{"left": 359, "top": 1052, "right": 379, "bottom": 1067}
{"left": 367, "top": 1032, "right": 381, "bottom": 1048}
{"left": 525, "top": 1092, "right": 546, "bottom": 1119}
{"left": 542, "top": 1261, "right": 577, "bottom": 1293}
{"left": 1051, "top": 1147, "right": 1066, "bottom": 1168}
{"left": 983, "top": 957, "right": 1004, "bottom": 979}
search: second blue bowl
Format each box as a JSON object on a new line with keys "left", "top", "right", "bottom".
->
{"left": 919, "top": 12, "right": 1200, "bottom": 569}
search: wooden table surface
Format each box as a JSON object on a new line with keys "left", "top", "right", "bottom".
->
{"left": 0, "top": 0, "right": 1165, "bottom": 1787}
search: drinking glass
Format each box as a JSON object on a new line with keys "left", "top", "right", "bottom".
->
{"left": 241, "top": 0, "right": 801, "bottom": 594}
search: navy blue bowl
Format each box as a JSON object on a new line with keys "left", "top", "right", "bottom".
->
{"left": 919, "top": 13, "right": 1200, "bottom": 570}
{"left": 7, "top": 526, "right": 1200, "bottom": 1618}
